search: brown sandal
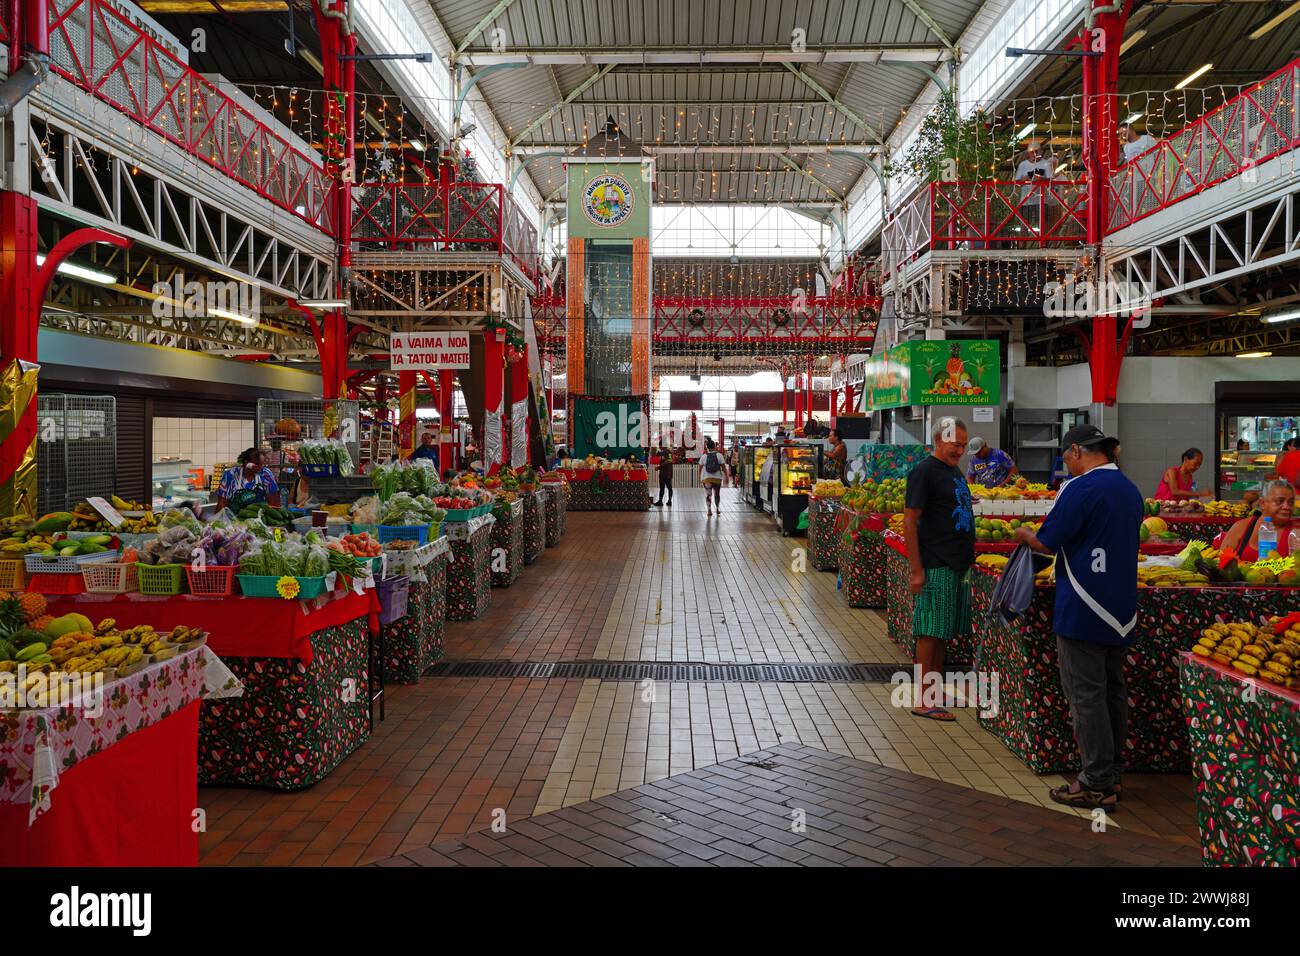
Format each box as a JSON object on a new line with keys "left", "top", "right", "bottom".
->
{"left": 1049, "top": 781, "right": 1119, "bottom": 811}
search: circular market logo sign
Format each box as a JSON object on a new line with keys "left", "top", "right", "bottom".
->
{"left": 582, "top": 174, "right": 634, "bottom": 227}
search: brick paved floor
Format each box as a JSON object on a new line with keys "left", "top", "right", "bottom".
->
{"left": 199, "top": 486, "right": 1202, "bottom": 866}
{"left": 374, "top": 744, "right": 1201, "bottom": 868}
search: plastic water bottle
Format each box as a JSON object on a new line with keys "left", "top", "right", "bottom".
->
{"left": 1258, "top": 517, "right": 1278, "bottom": 559}
{"left": 1289, "top": 527, "right": 1300, "bottom": 560}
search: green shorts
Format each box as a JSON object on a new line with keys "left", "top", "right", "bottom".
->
{"left": 911, "top": 565, "right": 972, "bottom": 641}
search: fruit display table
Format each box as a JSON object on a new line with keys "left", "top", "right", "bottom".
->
{"left": 967, "top": 568, "right": 1299, "bottom": 774}
{"left": 1181, "top": 652, "right": 1300, "bottom": 866}
{"left": 543, "top": 483, "right": 566, "bottom": 546}
{"left": 558, "top": 468, "right": 651, "bottom": 511}
{"left": 837, "top": 510, "right": 887, "bottom": 608}
{"left": 522, "top": 490, "right": 546, "bottom": 565}
{"left": 490, "top": 498, "right": 525, "bottom": 588}
{"left": 0, "top": 646, "right": 241, "bottom": 865}
{"left": 445, "top": 515, "right": 495, "bottom": 621}
{"left": 883, "top": 535, "right": 980, "bottom": 666}
{"left": 805, "top": 495, "right": 841, "bottom": 571}
{"left": 382, "top": 538, "right": 449, "bottom": 684}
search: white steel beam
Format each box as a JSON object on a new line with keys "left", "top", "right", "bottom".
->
{"left": 462, "top": 46, "right": 947, "bottom": 67}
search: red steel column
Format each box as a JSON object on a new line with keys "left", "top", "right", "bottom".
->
{"left": 793, "top": 372, "right": 804, "bottom": 425}
{"left": 439, "top": 369, "right": 456, "bottom": 474}
{"left": 482, "top": 329, "right": 506, "bottom": 467}
{"left": 508, "top": 343, "right": 530, "bottom": 465}
{"left": 397, "top": 371, "right": 417, "bottom": 459}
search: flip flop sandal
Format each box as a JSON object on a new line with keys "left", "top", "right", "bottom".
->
{"left": 1049, "top": 783, "right": 1119, "bottom": 811}
{"left": 911, "top": 707, "right": 956, "bottom": 722}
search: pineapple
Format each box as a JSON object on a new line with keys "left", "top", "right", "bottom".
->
{"left": 19, "top": 592, "right": 46, "bottom": 623}
{"left": 0, "top": 595, "right": 25, "bottom": 636}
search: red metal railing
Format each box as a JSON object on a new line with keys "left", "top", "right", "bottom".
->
{"left": 45, "top": 0, "right": 334, "bottom": 234}
{"left": 350, "top": 180, "right": 539, "bottom": 278}
{"left": 1107, "top": 56, "right": 1300, "bottom": 232}
{"left": 532, "top": 291, "right": 880, "bottom": 349}
{"left": 883, "top": 180, "right": 1087, "bottom": 276}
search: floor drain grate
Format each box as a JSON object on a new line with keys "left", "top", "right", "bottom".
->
{"left": 424, "top": 660, "right": 906, "bottom": 683}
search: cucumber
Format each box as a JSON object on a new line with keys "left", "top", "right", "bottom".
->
{"left": 15, "top": 642, "right": 48, "bottom": 662}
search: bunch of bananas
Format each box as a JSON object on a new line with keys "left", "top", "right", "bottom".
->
{"left": 1203, "top": 500, "right": 1252, "bottom": 518}
{"left": 0, "top": 533, "right": 57, "bottom": 555}
{"left": 1192, "top": 620, "right": 1300, "bottom": 689}
{"left": 811, "top": 480, "right": 847, "bottom": 498}
{"left": 975, "top": 554, "right": 1009, "bottom": 570}
{"left": 887, "top": 513, "right": 904, "bottom": 535}
{"left": 167, "top": 625, "right": 204, "bottom": 644}
{"left": 115, "top": 625, "right": 160, "bottom": 646}
{"left": 1138, "top": 566, "right": 1210, "bottom": 588}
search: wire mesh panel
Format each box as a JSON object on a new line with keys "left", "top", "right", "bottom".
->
{"left": 37, "top": 394, "right": 118, "bottom": 514}
{"left": 255, "top": 399, "right": 361, "bottom": 481}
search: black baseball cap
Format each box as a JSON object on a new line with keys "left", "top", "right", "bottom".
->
{"left": 1062, "top": 424, "right": 1116, "bottom": 451}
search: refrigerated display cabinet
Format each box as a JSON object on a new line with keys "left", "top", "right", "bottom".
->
{"left": 774, "top": 443, "right": 821, "bottom": 534}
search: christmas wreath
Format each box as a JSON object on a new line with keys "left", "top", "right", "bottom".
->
{"left": 588, "top": 470, "right": 612, "bottom": 497}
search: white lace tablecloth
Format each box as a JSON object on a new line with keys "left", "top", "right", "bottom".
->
{"left": 0, "top": 646, "right": 242, "bottom": 824}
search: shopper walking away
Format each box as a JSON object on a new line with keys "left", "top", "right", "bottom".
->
{"left": 904, "top": 417, "right": 975, "bottom": 721}
{"left": 653, "top": 446, "right": 675, "bottom": 507}
{"left": 1155, "top": 447, "right": 1211, "bottom": 501}
{"left": 1014, "top": 424, "right": 1142, "bottom": 811}
{"left": 700, "top": 438, "right": 726, "bottom": 516}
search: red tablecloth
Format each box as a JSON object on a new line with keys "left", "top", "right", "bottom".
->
{"left": 0, "top": 700, "right": 200, "bottom": 866}
{"left": 47, "top": 591, "right": 380, "bottom": 665}
{"left": 558, "top": 468, "right": 648, "bottom": 482}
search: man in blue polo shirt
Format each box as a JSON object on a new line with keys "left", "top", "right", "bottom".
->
{"left": 1014, "top": 424, "right": 1142, "bottom": 811}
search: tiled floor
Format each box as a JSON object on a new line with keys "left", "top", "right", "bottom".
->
{"left": 198, "top": 487, "right": 1201, "bottom": 866}
{"left": 375, "top": 744, "right": 1201, "bottom": 868}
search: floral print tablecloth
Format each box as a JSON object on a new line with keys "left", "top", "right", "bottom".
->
{"left": 1, "top": 646, "right": 241, "bottom": 823}
{"left": 490, "top": 498, "right": 525, "bottom": 588}
{"left": 543, "top": 483, "right": 565, "bottom": 546}
{"left": 566, "top": 475, "right": 651, "bottom": 511}
{"left": 384, "top": 569, "right": 448, "bottom": 684}
{"left": 806, "top": 496, "right": 840, "bottom": 572}
{"left": 522, "top": 491, "right": 546, "bottom": 565}
{"left": 1181, "top": 653, "right": 1300, "bottom": 866}
{"left": 970, "top": 568, "right": 1300, "bottom": 774}
{"left": 199, "top": 614, "right": 370, "bottom": 790}
{"left": 837, "top": 510, "right": 887, "bottom": 608}
{"left": 446, "top": 515, "right": 495, "bottom": 621}
{"left": 884, "top": 541, "right": 980, "bottom": 666}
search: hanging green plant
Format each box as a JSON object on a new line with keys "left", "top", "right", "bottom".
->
{"left": 884, "top": 89, "right": 1017, "bottom": 185}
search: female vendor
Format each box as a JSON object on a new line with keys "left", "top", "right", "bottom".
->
{"left": 1155, "top": 447, "right": 1212, "bottom": 501}
{"left": 215, "top": 447, "right": 281, "bottom": 512}
{"left": 1219, "top": 479, "right": 1295, "bottom": 561}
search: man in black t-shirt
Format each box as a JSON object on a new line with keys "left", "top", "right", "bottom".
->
{"left": 903, "top": 416, "right": 975, "bottom": 721}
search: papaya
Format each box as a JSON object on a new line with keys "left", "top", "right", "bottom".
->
{"left": 31, "top": 512, "right": 75, "bottom": 534}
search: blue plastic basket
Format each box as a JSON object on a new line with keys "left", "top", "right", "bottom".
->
{"left": 377, "top": 524, "right": 429, "bottom": 545}
{"left": 299, "top": 463, "right": 340, "bottom": 477}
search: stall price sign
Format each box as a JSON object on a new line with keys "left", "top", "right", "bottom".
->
{"left": 85, "top": 496, "right": 126, "bottom": 528}
{"left": 390, "top": 331, "right": 471, "bottom": 370}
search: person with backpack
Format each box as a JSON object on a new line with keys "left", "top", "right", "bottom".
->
{"left": 700, "top": 438, "right": 727, "bottom": 516}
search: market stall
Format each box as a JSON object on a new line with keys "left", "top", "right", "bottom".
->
{"left": 557, "top": 466, "right": 651, "bottom": 512}
{"left": 968, "top": 567, "right": 1299, "bottom": 774}
{"left": 521, "top": 490, "right": 546, "bottom": 565}
{"left": 542, "top": 482, "right": 566, "bottom": 546}
{"left": 382, "top": 538, "right": 450, "bottom": 684}
{"left": 883, "top": 535, "right": 981, "bottom": 667}
{"left": 490, "top": 497, "right": 525, "bottom": 588}
{"left": 46, "top": 590, "right": 381, "bottom": 789}
{"left": 837, "top": 509, "right": 887, "bottom": 608}
{"left": 0, "top": 642, "right": 241, "bottom": 865}
{"left": 445, "top": 514, "right": 495, "bottom": 620}
{"left": 1181, "top": 648, "right": 1300, "bottom": 866}
{"left": 805, "top": 492, "right": 841, "bottom": 571}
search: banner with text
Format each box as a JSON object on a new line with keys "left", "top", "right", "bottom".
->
{"left": 390, "top": 331, "right": 471, "bottom": 371}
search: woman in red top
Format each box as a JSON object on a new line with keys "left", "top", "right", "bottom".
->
{"left": 1271, "top": 437, "right": 1300, "bottom": 489}
{"left": 1220, "top": 480, "right": 1295, "bottom": 561}
{"left": 1155, "top": 448, "right": 1211, "bottom": 501}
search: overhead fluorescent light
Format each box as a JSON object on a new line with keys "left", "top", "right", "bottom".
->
{"left": 209, "top": 306, "right": 258, "bottom": 326}
{"left": 1249, "top": 0, "right": 1300, "bottom": 40}
{"left": 1236, "top": 351, "right": 1273, "bottom": 359}
{"left": 300, "top": 298, "right": 349, "bottom": 309}
{"left": 34, "top": 254, "right": 116, "bottom": 285}
{"left": 408, "top": 138, "right": 425, "bottom": 151}
{"left": 1175, "top": 63, "right": 1213, "bottom": 90}
{"left": 1263, "top": 307, "right": 1300, "bottom": 324}
{"left": 1013, "top": 122, "right": 1037, "bottom": 142}
{"left": 1119, "top": 29, "right": 1146, "bottom": 55}
{"left": 1122, "top": 111, "right": 1144, "bottom": 126}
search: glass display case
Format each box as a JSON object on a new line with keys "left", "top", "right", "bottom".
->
{"left": 744, "top": 444, "right": 773, "bottom": 508}
{"left": 774, "top": 443, "right": 822, "bottom": 533}
{"left": 1218, "top": 414, "right": 1298, "bottom": 496}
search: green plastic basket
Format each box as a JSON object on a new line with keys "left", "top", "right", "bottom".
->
{"left": 236, "top": 574, "right": 329, "bottom": 599}
{"left": 137, "top": 562, "right": 185, "bottom": 596}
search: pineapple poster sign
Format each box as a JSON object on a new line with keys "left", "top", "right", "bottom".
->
{"left": 910, "top": 339, "right": 999, "bottom": 405}
{"left": 867, "top": 339, "right": 999, "bottom": 409}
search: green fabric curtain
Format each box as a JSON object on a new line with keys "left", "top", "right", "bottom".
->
{"left": 570, "top": 396, "right": 648, "bottom": 459}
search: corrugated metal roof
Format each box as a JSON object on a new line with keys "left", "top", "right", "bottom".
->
{"left": 418, "top": 0, "right": 988, "bottom": 201}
